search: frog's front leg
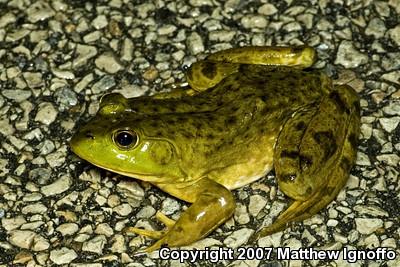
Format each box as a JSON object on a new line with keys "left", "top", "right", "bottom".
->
{"left": 251, "top": 84, "right": 360, "bottom": 241}
{"left": 128, "top": 178, "right": 235, "bottom": 252}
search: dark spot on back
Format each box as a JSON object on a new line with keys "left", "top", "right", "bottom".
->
{"left": 348, "top": 133, "right": 358, "bottom": 150}
{"left": 330, "top": 91, "right": 350, "bottom": 114}
{"left": 281, "top": 173, "right": 297, "bottom": 182}
{"left": 296, "top": 121, "right": 306, "bottom": 131}
{"left": 353, "top": 100, "right": 361, "bottom": 114}
{"left": 261, "top": 95, "right": 268, "bottom": 102}
{"left": 299, "top": 154, "right": 313, "bottom": 171}
{"left": 225, "top": 116, "right": 237, "bottom": 125}
{"left": 291, "top": 46, "right": 304, "bottom": 54}
{"left": 201, "top": 62, "right": 217, "bottom": 79}
{"left": 313, "top": 131, "right": 338, "bottom": 160}
{"left": 340, "top": 156, "right": 352, "bottom": 171}
{"left": 281, "top": 150, "right": 300, "bottom": 159}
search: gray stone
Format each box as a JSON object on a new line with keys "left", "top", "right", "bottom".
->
{"left": 379, "top": 117, "right": 400, "bottom": 132}
{"left": 383, "top": 102, "right": 400, "bottom": 115}
{"left": 355, "top": 218, "right": 383, "bottom": 234}
{"left": 95, "top": 223, "right": 114, "bottom": 237}
{"left": 21, "top": 203, "right": 47, "bottom": 214}
{"left": 26, "top": 2, "right": 55, "bottom": 23}
{"left": 9, "top": 230, "right": 49, "bottom": 251}
{"left": 74, "top": 44, "right": 97, "bottom": 68}
{"left": 161, "top": 198, "right": 180, "bottom": 216}
{"left": 92, "top": 15, "right": 108, "bottom": 29}
{"left": 114, "top": 203, "right": 132, "bottom": 216}
{"left": 186, "top": 32, "right": 204, "bottom": 55}
{"left": 0, "top": 12, "right": 16, "bottom": 28}
{"left": 335, "top": 41, "right": 368, "bottom": 68}
{"left": 224, "top": 228, "right": 254, "bottom": 248}
{"left": 23, "top": 72, "right": 43, "bottom": 88}
{"left": 2, "top": 216, "right": 26, "bottom": 231}
{"left": 91, "top": 75, "right": 116, "bottom": 94}
{"left": 50, "top": 247, "right": 78, "bottom": 264}
{"left": 2, "top": 90, "right": 32, "bottom": 102}
{"left": 388, "top": 24, "right": 400, "bottom": 46}
{"left": 258, "top": 3, "right": 278, "bottom": 15}
{"left": 381, "top": 71, "right": 400, "bottom": 84}
{"left": 241, "top": 15, "right": 268, "bottom": 29}
{"left": 248, "top": 195, "right": 267, "bottom": 217}
{"left": 41, "top": 175, "right": 71, "bottom": 196}
{"left": 234, "top": 203, "right": 250, "bottom": 224}
{"left": 95, "top": 52, "right": 123, "bottom": 74}
{"left": 34, "top": 102, "right": 58, "bottom": 125}
{"left": 56, "top": 223, "right": 79, "bottom": 236}
{"left": 82, "top": 235, "right": 107, "bottom": 254}
{"left": 365, "top": 18, "right": 386, "bottom": 38}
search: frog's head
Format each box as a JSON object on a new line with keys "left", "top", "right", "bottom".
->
{"left": 70, "top": 93, "right": 184, "bottom": 183}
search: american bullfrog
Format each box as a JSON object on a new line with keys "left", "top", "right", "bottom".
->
{"left": 70, "top": 46, "right": 360, "bottom": 252}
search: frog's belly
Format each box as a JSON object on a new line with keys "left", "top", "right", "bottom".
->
{"left": 211, "top": 154, "right": 275, "bottom": 190}
{"left": 223, "top": 164, "right": 273, "bottom": 190}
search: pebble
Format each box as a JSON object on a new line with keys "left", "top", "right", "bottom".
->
{"left": 82, "top": 235, "right": 107, "bottom": 254}
{"left": 2, "top": 89, "right": 31, "bottom": 102}
{"left": 234, "top": 203, "right": 250, "bottom": 224}
{"left": 95, "top": 52, "right": 123, "bottom": 74}
{"left": 381, "top": 71, "right": 400, "bottom": 85}
{"left": 365, "top": 18, "right": 386, "bottom": 38}
{"left": 258, "top": 3, "right": 278, "bottom": 15}
{"left": 114, "top": 203, "right": 133, "bottom": 216}
{"left": 2, "top": 216, "right": 26, "bottom": 231}
{"left": 95, "top": 223, "right": 114, "bottom": 237}
{"left": 9, "top": 230, "right": 49, "bottom": 251}
{"left": 41, "top": 175, "right": 71, "bottom": 196}
{"left": 92, "top": 15, "right": 108, "bottom": 29}
{"left": 335, "top": 41, "right": 368, "bottom": 68}
{"left": 34, "top": 102, "right": 58, "bottom": 125}
{"left": 161, "top": 198, "right": 181, "bottom": 216}
{"left": 91, "top": 75, "right": 116, "bottom": 94}
{"left": 26, "top": 2, "right": 55, "bottom": 23}
{"left": 223, "top": 228, "right": 254, "bottom": 248}
{"left": 21, "top": 203, "right": 47, "bottom": 214}
{"left": 248, "top": 195, "right": 267, "bottom": 217}
{"left": 186, "top": 32, "right": 204, "bottom": 55}
{"left": 74, "top": 44, "right": 98, "bottom": 68}
{"left": 241, "top": 15, "right": 268, "bottom": 29}
{"left": 387, "top": 24, "right": 400, "bottom": 46}
{"left": 379, "top": 117, "right": 400, "bottom": 132}
{"left": 56, "top": 223, "right": 79, "bottom": 236}
{"left": 355, "top": 218, "right": 383, "bottom": 235}
{"left": 49, "top": 247, "right": 78, "bottom": 264}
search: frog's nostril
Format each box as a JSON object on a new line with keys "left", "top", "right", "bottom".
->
{"left": 85, "top": 131, "right": 95, "bottom": 139}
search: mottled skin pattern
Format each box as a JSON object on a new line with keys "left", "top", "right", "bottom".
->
{"left": 70, "top": 46, "right": 360, "bottom": 252}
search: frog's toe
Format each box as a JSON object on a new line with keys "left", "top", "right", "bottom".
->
{"left": 125, "top": 226, "right": 165, "bottom": 239}
{"left": 154, "top": 211, "right": 176, "bottom": 228}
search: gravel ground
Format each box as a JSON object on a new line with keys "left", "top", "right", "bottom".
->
{"left": 0, "top": 0, "right": 399, "bottom": 266}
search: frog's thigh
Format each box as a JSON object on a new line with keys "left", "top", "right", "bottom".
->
{"left": 253, "top": 85, "right": 360, "bottom": 240}
{"left": 140, "top": 178, "right": 236, "bottom": 252}
{"left": 276, "top": 84, "right": 360, "bottom": 200}
{"left": 206, "top": 46, "right": 316, "bottom": 68}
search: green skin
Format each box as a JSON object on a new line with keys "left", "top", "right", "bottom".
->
{"left": 70, "top": 46, "right": 361, "bottom": 252}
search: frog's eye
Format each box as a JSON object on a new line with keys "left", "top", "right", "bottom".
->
{"left": 113, "top": 130, "right": 139, "bottom": 149}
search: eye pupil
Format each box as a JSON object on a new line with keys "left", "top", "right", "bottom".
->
{"left": 115, "top": 131, "right": 137, "bottom": 148}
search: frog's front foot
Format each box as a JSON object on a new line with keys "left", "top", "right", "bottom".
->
{"left": 125, "top": 211, "right": 176, "bottom": 253}
{"left": 126, "top": 178, "right": 236, "bottom": 253}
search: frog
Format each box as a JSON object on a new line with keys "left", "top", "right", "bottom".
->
{"left": 70, "top": 46, "right": 361, "bottom": 253}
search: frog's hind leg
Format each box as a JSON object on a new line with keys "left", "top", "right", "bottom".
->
{"left": 186, "top": 46, "right": 316, "bottom": 92}
{"left": 251, "top": 84, "right": 360, "bottom": 242}
{"left": 206, "top": 46, "right": 316, "bottom": 68}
